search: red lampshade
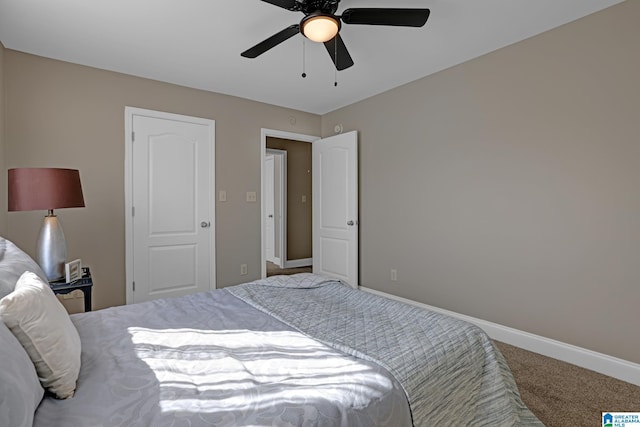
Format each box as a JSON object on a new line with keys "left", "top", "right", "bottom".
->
{"left": 8, "top": 168, "right": 85, "bottom": 212}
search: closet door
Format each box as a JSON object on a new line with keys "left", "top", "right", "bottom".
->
{"left": 126, "top": 108, "right": 215, "bottom": 303}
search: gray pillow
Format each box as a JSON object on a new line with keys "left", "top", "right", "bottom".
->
{"left": 0, "top": 237, "right": 48, "bottom": 299}
{"left": 0, "top": 319, "right": 45, "bottom": 427}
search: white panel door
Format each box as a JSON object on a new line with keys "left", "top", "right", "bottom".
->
{"left": 264, "top": 155, "right": 275, "bottom": 263}
{"left": 312, "top": 131, "right": 358, "bottom": 288}
{"left": 130, "top": 111, "right": 214, "bottom": 303}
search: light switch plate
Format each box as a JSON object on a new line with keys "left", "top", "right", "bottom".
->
{"left": 246, "top": 191, "right": 257, "bottom": 202}
{"left": 219, "top": 190, "right": 227, "bottom": 202}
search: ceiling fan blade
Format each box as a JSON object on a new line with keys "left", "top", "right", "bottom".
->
{"left": 324, "top": 34, "right": 354, "bottom": 71}
{"left": 260, "top": 0, "right": 299, "bottom": 11}
{"left": 341, "top": 8, "right": 430, "bottom": 27}
{"left": 241, "top": 25, "right": 300, "bottom": 58}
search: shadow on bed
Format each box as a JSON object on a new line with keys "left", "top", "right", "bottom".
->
{"left": 33, "top": 290, "right": 410, "bottom": 426}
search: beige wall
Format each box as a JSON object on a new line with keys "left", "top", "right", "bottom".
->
{"left": 2, "top": 1, "right": 638, "bottom": 366}
{"left": 266, "top": 137, "right": 312, "bottom": 260}
{"left": 322, "top": 1, "right": 640, "bottom": 364}
{"left": 0, "top": 41, "right": 6, "bottom": 234}
{"left": 3, "top": 50, "right": 320, "bottom": 311}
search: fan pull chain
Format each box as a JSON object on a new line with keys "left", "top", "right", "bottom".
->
{"left": 301, "top": 37, "right": 307, "bottom": 78}
{"left": 334, "top": 38, "right": 338, "bottom": 87}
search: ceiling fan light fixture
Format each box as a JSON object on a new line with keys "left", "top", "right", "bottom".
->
{"left": 301, "top": 14, "right": 340, "bottom": 43}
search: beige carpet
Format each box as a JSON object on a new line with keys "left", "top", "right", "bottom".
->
{"left": 495, "top": 341, "right": 640, "bottom": 426}
{"left": 266, "top": 261, "right": 312, "bottom": 276}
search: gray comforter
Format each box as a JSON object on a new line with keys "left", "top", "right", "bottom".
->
{"left": 33, "top": 279, "right": 411, "bottom": 427}
{"left": 228, "top": 274, "right": 543, "bottom": 426}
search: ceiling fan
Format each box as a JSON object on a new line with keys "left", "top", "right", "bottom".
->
{"left": 241, "top": 0, "right": 430, "bottom": 71}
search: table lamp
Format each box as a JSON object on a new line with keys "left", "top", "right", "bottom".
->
{"left": 8, "top": 168, "right": 85, "bottom": 281}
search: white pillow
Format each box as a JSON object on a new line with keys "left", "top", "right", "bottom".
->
{"left": 0, "top": 271, "right": 81, "bottom": 399}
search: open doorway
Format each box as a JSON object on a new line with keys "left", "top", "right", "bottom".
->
{"left": 261, "top": 129, "right": 319, "bottom": 278}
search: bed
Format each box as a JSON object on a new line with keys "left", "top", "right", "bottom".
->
{"left": 0, "top": 236, "right": 543, "bottom": 426}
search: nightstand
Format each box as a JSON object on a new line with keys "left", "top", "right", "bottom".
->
{"left": 49, "top": 267, "right": 93, "bottom": 312}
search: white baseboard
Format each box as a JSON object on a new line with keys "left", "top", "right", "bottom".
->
{"left": 284, "top": 258, "right": 312, "bottom": 269}
{"left": 360, "top": 286, "right": 640, "bottom": 387}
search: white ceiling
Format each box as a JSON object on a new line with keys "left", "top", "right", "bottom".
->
{"left": 0, "top": 0, "right": 624, "bottom": 114}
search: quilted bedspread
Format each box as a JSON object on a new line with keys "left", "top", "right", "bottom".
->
{"left": 228, "top": 273, "right": 543, "bottom": 426}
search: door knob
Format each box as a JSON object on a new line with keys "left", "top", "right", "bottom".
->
{"left": 268, "top": 214, "right": 274, "bottom": 218}
{"left": 347, "top": 220, "right": 354, "bottom": 226}
{"left": 200, "top": 221, "right": 210, "bottom": 228}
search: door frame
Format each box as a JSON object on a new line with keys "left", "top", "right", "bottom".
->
{"left": 266, "top": 148, "right": 287, "bottom": 268}
{"left": 124, "top": 107, "right": 216, "bottom": 304}
{"left": 261, "top": 128, "right": 319, "bottom": 278}
{"left": 264, "top": 153, "right": 276, "bottom": 264}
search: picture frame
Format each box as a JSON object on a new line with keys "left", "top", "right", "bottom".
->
{"left": 65, "top": 259, "right": 82, "bottom": 283}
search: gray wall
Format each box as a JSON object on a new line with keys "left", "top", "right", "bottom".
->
{"left": 322, "top": 0, "right": 640, "bottom": 364}
{"left": 3, "top": 50, "right": 320, "bottom": 311}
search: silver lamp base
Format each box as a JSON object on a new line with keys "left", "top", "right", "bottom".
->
{"left": 36, "top": 211, "right": 67, "bottom": 281}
